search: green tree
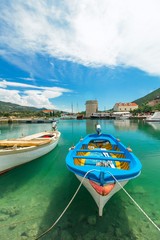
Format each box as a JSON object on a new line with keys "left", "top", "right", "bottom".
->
{"left": 142, "top": 105, "right": 152, "bottom": 113}
{"left": 154, "top": 104, "right": 160, "bottom": 111}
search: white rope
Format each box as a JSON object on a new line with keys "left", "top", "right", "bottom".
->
{"left": 35, "top": 168, "right": 160, "bottom": 239}
{"left": 105, "top": 170, "right": 160, "bottom": 232}
{"left": 35, "top": 169, "right": 96, "bottom": 239}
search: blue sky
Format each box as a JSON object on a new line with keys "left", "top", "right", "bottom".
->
{"left": 0, "top": 0, "right": 160, "bottom": 112}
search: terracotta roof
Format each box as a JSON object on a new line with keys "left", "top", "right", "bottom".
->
{"left": 116, "top": 102, "right": 138, "bottom": 106}
{"left": 42, "top": 110, "right": 53, "bottom": 113}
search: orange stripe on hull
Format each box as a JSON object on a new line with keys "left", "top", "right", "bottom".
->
{"left": 89, "top": 180, "right": 115, "bottom": 196}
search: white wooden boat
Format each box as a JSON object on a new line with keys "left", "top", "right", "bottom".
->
{"left": 0, "top": 130, "right": 61, "bottom": 174}
{"left": 66, "top": 125, "right": 142, "bottom": 216}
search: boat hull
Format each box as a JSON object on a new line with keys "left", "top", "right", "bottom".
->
{"left": 145, "top": 111, "right": 160, "bottom": 122}
{"left": 66, "top": 132, "right": 142, "bottom": 216}
{"left": 0, "top": 131, "right": 60, "bottom": 174}
{"left": 145, "top": 119, "right": 160, "bottom": 122}
{"left": 76, "top": 174, "right": 128, "bottom": 216}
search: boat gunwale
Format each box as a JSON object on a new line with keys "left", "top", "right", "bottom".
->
{"left": 0, "top": 131, "right": 61, "bottom": 156}
{"left": 66, "top": 133, "right": 142, "bottom": 182}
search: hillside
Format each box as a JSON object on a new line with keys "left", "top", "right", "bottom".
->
{"left": 133, "top": 88, "right": 160, "bottom": 106}
{"left": 1, "top": 88, "right": 160, "bottom": 113}
{"left": 0, "top": 101, "right": 44, "bottom": 112}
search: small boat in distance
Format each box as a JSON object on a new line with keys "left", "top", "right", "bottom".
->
{"left": 60, "top": 114, "right": 77, "bottom": 120}
{"left": 112, "top": 112, "right": 132, "bottom": 120}
{"left": 66, "top": 125, "right": 142, "bottom": 216}
{"left": 77, "top": 114, "right": 84, "bottom": 120}
{"left": 0, "top": 129, "right": 61, "bottom": 174}
{"left": 145, "top": 111, "right": 160, "bottom": 122}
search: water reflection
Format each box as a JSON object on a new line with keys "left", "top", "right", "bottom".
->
{"left": 133, "top": 120, "right": 160, "bottom": 140}
{"left": 85, "top": 119, "right": 160, "bottom": 139}
{"left": 147, "top": 122, "right": 160, "bottom": 131}
{"left": 86, "top": 119, "right": 98, "bottom": 133}
{"left": 85, "top": 119, "right": 139, "bottom": 133}
{"left": 113, "top": 119, "right": 138, "bottom": 131}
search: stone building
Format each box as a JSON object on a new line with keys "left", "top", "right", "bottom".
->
{"left": 113, "top": 102, "right": 138, "bottom": 112}
{"left": 85, "top": 100, "right": 98, "bottom": 118}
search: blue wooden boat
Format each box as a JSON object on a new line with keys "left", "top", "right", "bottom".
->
{"left": 66, "top": 125, "right": 142, "bottom": 216}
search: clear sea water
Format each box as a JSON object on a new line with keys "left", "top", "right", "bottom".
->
{"left": 0, "top": 119, "right": 160, "bottom": 240}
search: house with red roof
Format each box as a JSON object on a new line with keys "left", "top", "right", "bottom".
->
{"left": 42, "top": 110, "right": 54, "bottom": 114}
{"left": 113, "top": 102, "right": 138, "bottom": 112}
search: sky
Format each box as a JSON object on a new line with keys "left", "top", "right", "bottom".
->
{"left": 0, "top": 0, "right": 160, "bottom": 113}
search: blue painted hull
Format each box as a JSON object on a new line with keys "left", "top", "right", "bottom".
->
{"left": 66, "top": 133, "right": 142, "bottom": 184}
{"left": 66, "top": 133, "right": 142, "bottom": 215}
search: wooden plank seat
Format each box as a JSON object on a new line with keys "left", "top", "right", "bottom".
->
{"left": 73, "top": 155, "right": 131, "bottom": 162}
{"left": 76, "top": 149, "right": 125, "bottom": 154}
{"left": 0, "top": 139, "right": 52, "bottom": 147}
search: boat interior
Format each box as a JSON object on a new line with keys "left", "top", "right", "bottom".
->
{"left": 74, "top": 139, "right": 130, "bottom": 170}
{"left": 0, "top": 131, "right": 58, "bottom": 150}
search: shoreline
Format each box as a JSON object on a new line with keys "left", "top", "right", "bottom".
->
{"left": 0, "top": 118, "right": 55, "bottom": 124}
{"left": 0, "top": 115, "right": 147, "bottom": 124}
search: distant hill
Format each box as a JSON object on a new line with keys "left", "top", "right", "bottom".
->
{"left": 1, "top": 88, "right": 160, "bottom": 113}
{"left": 0, "top": 101, "right": 45, "bottom": 112}
{"left": 133, "top": 88, "right": 160, "bottom": 106}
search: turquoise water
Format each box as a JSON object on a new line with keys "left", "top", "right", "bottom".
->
{"left": 0, "top": 119, "right": 160, "bottom": 240}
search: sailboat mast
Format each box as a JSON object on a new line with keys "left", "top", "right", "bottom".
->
{"left": 71, "top": 103, "right": 73, "bottom": 114}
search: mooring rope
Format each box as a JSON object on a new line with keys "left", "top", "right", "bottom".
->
{"left": 35, "top": 169, "right": 96, "bottom": 240}
{"left": 106, "top": 171, "right": 160, "bottom": 232}
{"left": 35, "top": 169, "right": 160, "bottom": 239}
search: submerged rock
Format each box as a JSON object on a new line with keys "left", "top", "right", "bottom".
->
{"left": 134, "top": 186, "right": 146, "bottom": 195}
{"left": 9, "top": 223, "right": 17, "bottom": 230}
{"left": 75, "top": 235, "right": 83, "bottom": 240}
{"left": 60, "top": 230, "right": 74, "bottom": 240}
{"left": 50, "top": 229, "right": 59, "bottom": 239}
{"left": 21, "top": 236, "right": 28, "bottom": 240}
{"left": 21, "top": 224, "right": 38, "bottom": 238}
{"left": 9, "top": 207, "right": 20, "bottom": 217}
{"left": 0, "top": 206, "right": 20, "bottom": 217}
{"left": 87, "top": 215, "right": 96, "bottom": 225}
{"left": 115, "top": 227, "right": 122, "bottom": 238}
{"left": 20, "top": 232, "right": 28, "bottom": 238}
{"left": 83, "top": 231, "right": 97, "bottom": 240}
{"left": 95, "top": 232, "right": 109, "bottom": 240}
{"left": 78, "top": 214, "right": 86, "bottom": 222}
{"left": 0, "top": 214, "right": 9, "bottom": 221}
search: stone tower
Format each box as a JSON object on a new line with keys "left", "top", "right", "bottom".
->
{"left": 85, "top": 100, "right": 98, "bottom": 118}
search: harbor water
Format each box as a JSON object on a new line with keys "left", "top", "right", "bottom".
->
{"left": 0, "top": 119, "right": 160, "bottom": 240}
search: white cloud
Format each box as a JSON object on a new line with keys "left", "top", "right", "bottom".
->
{"left": 0, "top": 79, "right": 72, "bottom": 92}
{"left": 0, "top": 0, "right": 160, "bottom": 75}
{"left": 21, "top": 90, "right": 57, "bottom": 109}
{"left": 0, "top": 88, "right": 55, "bottom": 109}
{"left": 0, "top": 80, "right": 72, "bottom": 109}
{"left": 0, "top": 88, "right": 25, "bottom": 104}
{"left": 20, "top": 77, "right": 35, "bottom": 81}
